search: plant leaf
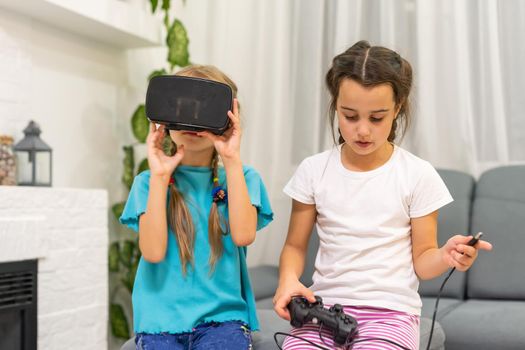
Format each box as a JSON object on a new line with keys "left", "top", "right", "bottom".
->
{"left": 112, "top": 202, "right": 125, "bottom": 221}
{"left": 150, "top": 0, "right": 158, "bottom": 13}
{"left": 162, "top": 0, "right": 170, "bottom": 11}
{"left": 148, "top": 68, "right": 168, "bottom": 81}
{"left": 137, "top": 158, "right": 149, "bottom": 175}
{"left": 122, "top": 146, "right": 135, "bottom": 190}
{"left": 121, "top": 270, "right": 134, "bottom": 294}
{"left": 110, "top": 303, "right": 130, "bottom": 339}
{"left": 129, "top": 260, "right": 139, "bottom": 291}
{"left": 135, "top": 239, "right": 142, "bottom": 262}
{"left": 166, "top": 19, "right": 190, "bottom": 69}
{"left": 131, "top": 104, "right": 149, "bottom": 143}
{"left": 109, "top": 242, "right": 120, "bottom": 272}
{"left": 162, "top": 134, "right": 175, "bottom": 155}
{"left": 120, "top": 240, "right": 136, "bottom": 268}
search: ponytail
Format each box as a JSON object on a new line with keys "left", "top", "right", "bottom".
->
{"left": 208, "top": 150, "right": 228, "bottom": 272}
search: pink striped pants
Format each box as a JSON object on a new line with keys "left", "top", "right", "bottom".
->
{"left": 282, "top": 305, "right": 420, "bottom": 350}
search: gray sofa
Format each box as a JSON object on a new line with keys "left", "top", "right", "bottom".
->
{"left": 419, "top": 166, "right": 525, "bottom": 350}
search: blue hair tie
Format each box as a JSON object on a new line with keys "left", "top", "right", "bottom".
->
{"left": 212, "top": 185, "right": 227, "bottom": 203}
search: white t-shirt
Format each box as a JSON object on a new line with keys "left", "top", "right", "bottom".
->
{"left": 283, "top": 144, "right": 453, "bottom": 315}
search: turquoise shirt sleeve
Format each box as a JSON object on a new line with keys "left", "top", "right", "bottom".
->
{"left": 243, "top": 166, "right": 274, "bottom": 231}
{"left": 119, "top": 171, "right": 150, "bottom": 232}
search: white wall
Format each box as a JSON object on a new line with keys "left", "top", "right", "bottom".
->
{"left": 0, "top": 7, "right": 156, "bottom": 202}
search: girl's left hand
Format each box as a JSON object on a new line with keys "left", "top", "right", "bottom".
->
{"left": 198, "top": 98, "right": 241, "bottom": 163}
{"left": 441, "top": 235, "right": 493, "bottom": 271}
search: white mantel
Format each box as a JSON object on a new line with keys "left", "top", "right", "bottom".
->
{"left": 0, "top": 0, "right": 163, "bottom": 48}
{"left": 0, "top": 185, "right": 109, "bottom": 350}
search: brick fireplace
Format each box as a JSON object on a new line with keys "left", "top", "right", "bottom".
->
{"left": 0, "top": 186, "right": 108, "bottom": 350}
{"left": 0, "top": 259, "right": 37, "bottom": 350}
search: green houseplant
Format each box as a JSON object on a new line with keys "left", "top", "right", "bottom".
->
{"left": 108, "top": 0, "right": 190, "bottom": 340}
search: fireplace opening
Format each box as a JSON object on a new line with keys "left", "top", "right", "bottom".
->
{"left": 0, "top": 260, "right": 37, "bottom": 350}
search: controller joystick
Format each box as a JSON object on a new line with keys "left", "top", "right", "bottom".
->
{"left": 287, "top": 295, "right": 358, "bottom": 345}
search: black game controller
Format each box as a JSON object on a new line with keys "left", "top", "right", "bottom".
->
{"left": 287, "top": 296, "right": 358, "bottom": 345}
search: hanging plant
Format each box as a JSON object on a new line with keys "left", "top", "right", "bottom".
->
{"left": 167, "top": 19, "right": 190, "bottom": 69}
{"left": 108, "top": 0, "right": 191, "bottom": 341}
{"left": 131, "top": 105, "right": 149, "bottom": 143}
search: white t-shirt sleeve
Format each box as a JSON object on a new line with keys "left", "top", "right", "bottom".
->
{"left": 283, "top": 158, "right": 316, "bottom": 205}
{"left": 409, "top": 162, "right": 453, "bottom": 218}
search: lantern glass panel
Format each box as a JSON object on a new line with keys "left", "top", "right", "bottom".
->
{"left": 16, "top": 151, "right": 32, "bottom": 185}
{"left": 35, "top": 151, "right": 51, "bottom": 185}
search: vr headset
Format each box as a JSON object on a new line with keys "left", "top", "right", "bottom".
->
{"left": 145, "top": 75, "right": 233, "bottom": 135}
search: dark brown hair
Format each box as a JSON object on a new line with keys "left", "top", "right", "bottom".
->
{"left": 325, "top": 40, "right": 413, "bottom": 144}
{"left": 165, "top": 64, "right": 237, "bottom": 274}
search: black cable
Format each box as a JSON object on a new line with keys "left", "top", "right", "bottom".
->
{"left": 318, "top": 323, "right": 332, "bottom": 348}
{"left": 426, "top": 267, "right": 455, "bottom": 350}
{"left": 274, "top": 331, "right": 331, "bottom": 350}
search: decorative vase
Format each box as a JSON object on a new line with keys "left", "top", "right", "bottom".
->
{"left": 0, "top": 135, "right": 16, "bottom": 186}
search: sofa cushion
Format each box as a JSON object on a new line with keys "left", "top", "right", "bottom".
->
{"left": 255, "top": 297, "right": 274, "bottom": 310}
{"left": 468, "top": 166, "right": 525, "bottom": 299}
{"left": 439, "top": 300, "right": 525, "bottom": 350}
{"left": 252, "top": 309, "right": 291, "bottom": 349}
{"left": 421, "top": 296, "right": 464, "bottom": 320}
{"left": 121, "top": 338, "right": 134, "bottom": 350}
{"left": 420, "top": 317, "right": 446, "bottom": 350}
{"left": 419, "top": 169, "right": 475, "bottom": 299}
{"left": 298, "top": 227, "right": 320, "bottom": 287}
{"left": 249, "top": 265, "right": 280, "bottom": 301}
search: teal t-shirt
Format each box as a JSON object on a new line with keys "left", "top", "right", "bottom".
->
{"left": 119, "top": 165, "right": 273, "bottom": 334}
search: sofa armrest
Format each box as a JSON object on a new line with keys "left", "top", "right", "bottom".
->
{"left": 248, "top": 265, "right": 279, "bottom": 301}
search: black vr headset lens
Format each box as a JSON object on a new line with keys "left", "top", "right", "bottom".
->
{"left": 145, "top": 75, "right": 233, "bottom": 135}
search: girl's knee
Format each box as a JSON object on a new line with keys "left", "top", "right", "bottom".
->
{"left": 193, "top": 321, "right": 252, "bottom": 350}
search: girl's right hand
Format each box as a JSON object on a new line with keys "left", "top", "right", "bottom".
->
{"left": 273, "top": 278, "right": 316, "bottom": 321}
{"left": 146, "top": 123, "right": 184, "bottom": 181}
{"left": 440, "top": 234, "right": 492, "bottom": 272}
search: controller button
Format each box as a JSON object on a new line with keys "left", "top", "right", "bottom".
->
{"left": 333, "top": 304, "right": 343, "bottom": 313}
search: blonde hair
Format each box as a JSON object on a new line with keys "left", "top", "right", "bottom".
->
{"left": 166, "top": 64, "right": 238, "bottom": 274}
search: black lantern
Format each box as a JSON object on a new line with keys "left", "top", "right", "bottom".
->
{"left": 14, "top": 121, "right": 53, "bottom": 186}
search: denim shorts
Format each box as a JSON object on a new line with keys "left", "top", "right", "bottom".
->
{"left": 135, "top": 320, "right": 252, "bottom": 350}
